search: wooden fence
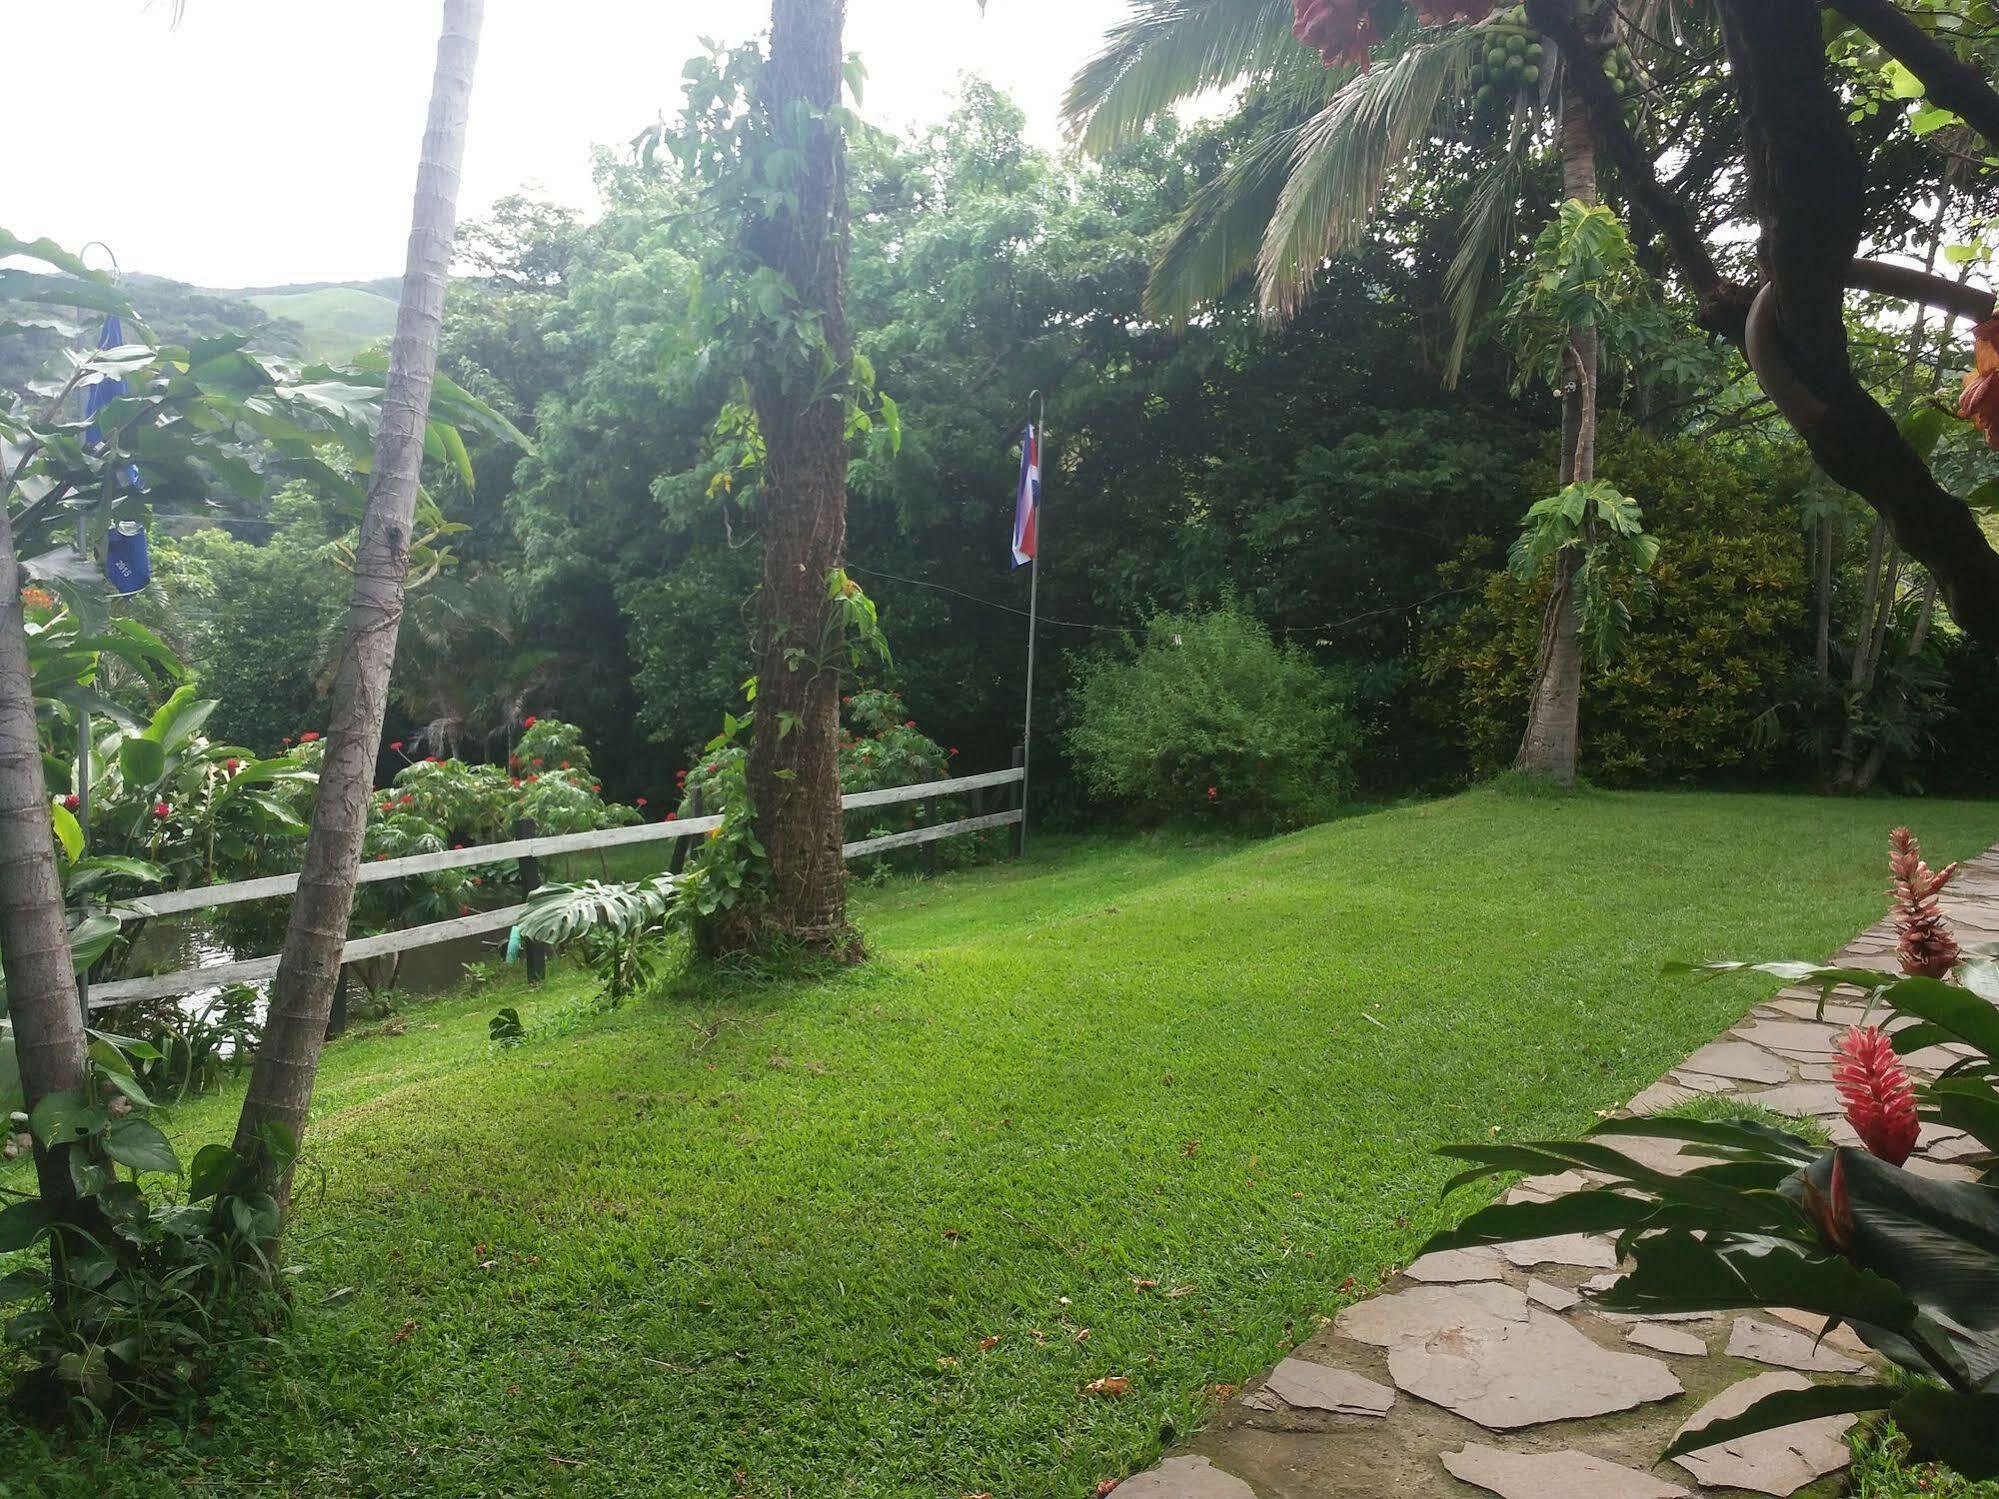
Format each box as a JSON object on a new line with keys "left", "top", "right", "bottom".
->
{"left": 87, "top": 763, "right": 1026, "bottom": 1010}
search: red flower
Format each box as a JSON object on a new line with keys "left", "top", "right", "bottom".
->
{"left": 948, "top": 747, "right": 959, "bottom": 757}
{"left": 664, "top": 812, "right": 678, "bottom": 822}
{"left": 905, "top": 719, "right": 917, "bottom": 729}
{"left": 400, "top": 795, "right": 415, "bottom": 805}
{"left": 390, "top": 741, "right": 404, "bottom": 753}
{"left": 1890, "top": 827, "right": 1959, "bottom": 978}
{"left": 282, "top": 736, "right": 293, "bottom": 747}
{"left": 452, "top": 843, "right": 464, "bottom": 850}
{"left": 592, "top": 784, "right": 602, "bottom": 793}
{"left": 1206, "top": 786, "right": 1219, "bottom": 801}
{"left": 1292, "top": 0, "right": 1377, "bottom": 68}
{"left": 532, "top": 758, "right": 544, "bottom": 768}
{"left": 523, "top": 715, "right": 538, "bottom": 728}
{"left": 636, "top": 797, "right": 649, "bottom": 807}
{"left": 426, "top": 756, "right": 440, "bottom": 764}
{"left": 1833, "top": 1026, "right": 1921, "bottom": 1166}
{"left": 299, "top": 731, "right": 320, "bottom": 743}
{"left": 61, "top": 793, "right": 80, "bottom": 812}
{"left": 1801, "top": 1149, "right": 1854, "bottom": 1254}
{"left": 151, "top": 801, "right": 171, "bottom": 820}
{"left": 1961, "top": 318, "right": 1999, "bottom": 450}
{"left": 224, "top": 757, "right": 241, "bottom": 774}
{"left": 561, "top": 761, "right": 571, "bottom": 770}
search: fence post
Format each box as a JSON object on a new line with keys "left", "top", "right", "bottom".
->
{"left": 1012, "top": 745, "right": 1026, "bottom": 859}
{"left": 514, "top": 816, "right": 548, "bottom": 982}
{"left": 668, "top": 786, "right": 704, "bottom": 877}
{"left": 920, "top": 796, "right": 940, "bottom": 880}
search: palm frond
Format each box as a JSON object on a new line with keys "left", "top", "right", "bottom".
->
{"left": 1440, "top": 146, "right": 1525, "bottom": 385}
{"left": 1256, "top": 27, "right": 1478, "bottom": 321}
{"left": 1146, "top": 104, "right": 1314, "bottom": 321}
{"left": 1065, "top": 0, "right": 1301, "bottom": 157}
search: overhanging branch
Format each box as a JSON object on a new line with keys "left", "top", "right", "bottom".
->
{"left": 1828, "top": 0, "right": 1999, "bottom": 155}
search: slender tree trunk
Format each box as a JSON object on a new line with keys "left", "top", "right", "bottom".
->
{"left": 0, "top": 503, "right": 91, "bottom": 1210}
{"left": 1515, "top": 78, "right": 1599, "bottom": 788}
{"left": 230, "top": 0, "right": 484, "bottom": 1203}
{"left": 730, "top": 0, "right": 854, "bottom": 954}
{"left": 1813, "top": 519, "right": 1833, "bottom": 683}
{"left": 1832, "top": 521, "right": 1892, "bottom": 792}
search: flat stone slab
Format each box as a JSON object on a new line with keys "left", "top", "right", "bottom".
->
{"left": 1671, "top": 1371, "right": 1855, "bottom": 1495}
{"left": 1727, "top": 1317, "right": 1863, "bottom": 1374}
{"left": 1507, "top": 1170, "right": 1592, "bottom": 1203}
{"left": 1526, "top": 1278, "right": 1578, "bottom": 1312}
{"left": 1677, "top": 1041, "right": 1791, "bottom": 1085}
{"left": 1770, "top": 998, "right": 1867, "bottom": 1024}
{"left": 1498, "top": 1233, "right": 1620, "bottom": 1271}
{"left": 1731, "top": 1019, "right": 1846, "bottom": 1061}
{"left": 1261, "top": 1357, "right": 1395, "bottom": 1416}
{"left": 1628, "top": 1081, "right": 1697, "bottom": 1116}
{"left": 1336, "top": 1282, "right": 1530, "bottom": 1349}
{"left": 1442, "top": 1443, "right": 1691, "bottom": 1499}
{"left": 1626, "top": 1323, "right": 1705, "bottom": 1356}
{"left": 1595, "top": 1133, "right": 1719, "bottom": 1179}
{"left": 1405, "top": 1247, "right": 1504, "bottom": 1284}
{"left": 1114, "top": 1456, "right": 1257, "bottom": 1498}
{"left": 1735, "top": 1083, "right": 1845, "bottom": 1119}
{"left": 1670, "top": 1069, "right": 1739, "bottom": 1094}
{"left": 1764, "top": 1308, "right": 1870, "bottom": 1357}
{"left": 1384, "top": 1307, "right": 1683, "bottom": 1430}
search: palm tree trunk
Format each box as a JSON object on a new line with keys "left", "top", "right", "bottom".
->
{"left": 0, "top": 500, "right": 91, "bottom": 1210}
{"left": 230, "top": 0, "right": 484, "bottom": 1202}
{"left": 1515, "top": 79, "right": 1599, "bottom": 788}
{"left": 729, "top": 0, "right": 854, "bottom": 954}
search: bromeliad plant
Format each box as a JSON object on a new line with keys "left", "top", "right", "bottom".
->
{"left": 1422, "top": 826, "right": 1999, "bottom": 1478}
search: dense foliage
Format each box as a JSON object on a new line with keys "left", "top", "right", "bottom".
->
{"left": 1068, "top": 607, "right": 1355, "bottom": 830}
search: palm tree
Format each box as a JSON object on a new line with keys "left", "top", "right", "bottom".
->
{"left": 1066, "top": 0, "right": 1637, "bottom": 783}
{"left": 229, "top": 0, "right": 486, "bottom": 1204}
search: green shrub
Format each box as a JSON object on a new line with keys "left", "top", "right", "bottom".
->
{"left": 1421, "top": 429, "right": 1808, "bottom": 784}
{"left": 1067, "top": 607, "right": 1355, "bottom": 830}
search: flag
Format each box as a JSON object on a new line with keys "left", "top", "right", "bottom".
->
{"left": 1011, "top": 422, "right": 1040, "bottom": 569}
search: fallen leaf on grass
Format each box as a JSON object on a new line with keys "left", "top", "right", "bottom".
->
{"left": 1130, "top": 1278, "right": 1158, "bottom": 1291}
{"left": 1180, "top": 1139, "right": 1201, "bottom": 1158}
{"left": 1083, "top": 1375, "right": 1131, "bottom": 1397}
{"left": 1211, "top": 1383, "right": 1238, "bottom": 1401}
{"left": 937, "top": 1355, "right": 959, "bottom": 1369}
{"left": 977, "top": 1335, "right": 1000, "bottom": 1351}
{"left": 390, "top": 1320, "right": 416, "bottom": 1345}
{"left": 1164, "top": 1283, "right": 1197, "bottom": 1299}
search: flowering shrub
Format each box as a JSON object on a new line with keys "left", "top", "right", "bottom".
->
{"left": 1068, "top": 607, "right": 1355, "bottom": 831}
{"left": 1423, "top": 827, "right": 1999, "bottom": 1479}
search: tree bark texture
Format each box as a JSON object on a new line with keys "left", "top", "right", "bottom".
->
{"left": 736, "top": 0, "right": 854, "bottom": 954}
{"left": 0, "top": 501, "right": 90, "bottom": 1207}
{"left": 1515, "top": 79, "right": 1599, "bottom": 788}
{"left": 231, "top": 0, "right": 483, "bottom": 1200}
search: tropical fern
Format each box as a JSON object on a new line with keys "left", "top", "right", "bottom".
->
{"left": 1065, "top": 0, "right": 1300, "bottom": 156}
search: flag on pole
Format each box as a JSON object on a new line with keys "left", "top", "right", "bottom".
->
{"left": 1011, "top": 422, "right": 1040, "bottom": 569}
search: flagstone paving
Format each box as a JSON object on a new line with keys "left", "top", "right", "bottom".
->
{"left": 1106, "top": 844, "right": 1999, "bottom": 1498}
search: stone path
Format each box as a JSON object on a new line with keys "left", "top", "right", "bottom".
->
{"left": 1109, "top": 844, "right": 1999, "bottom": 1498}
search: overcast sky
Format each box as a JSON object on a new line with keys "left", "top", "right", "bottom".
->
{"left": 5, "top": 1, "right": 1135, "bottom": 288}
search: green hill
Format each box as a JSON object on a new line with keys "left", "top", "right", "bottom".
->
{"left": 238, "top": 284, "right": 400, "bottom": 363}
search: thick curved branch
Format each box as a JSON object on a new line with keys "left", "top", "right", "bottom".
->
{"left": 1524, "top": 0, "right": 1755, "bottom": 340}
{"left": 1848, "top": 256, "right": 1996, "bottom": 323}
{"left": 1828, "top": 0, "right": 1999, "bottom": 154}
{"left": 1723, "top": 0, "right": 1999, "bottom": 649}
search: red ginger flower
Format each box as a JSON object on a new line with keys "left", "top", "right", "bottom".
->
{"left": 151, "top": 801, "right": 171, "bottom": 820}
{"left": 1833, "top": 1025, "right": 1920, "bottom": 1166}
{"left": 522, "top": 715, "right": 537, "bottom": 728}
{"left": 299, "top": 731, "right": 320, "bottom": 743}
{"left": 62, "top": 793, "right": 80, "bottom": 812}
{"left": 1890, "top": 826, "right": 1958, "bottom": 978}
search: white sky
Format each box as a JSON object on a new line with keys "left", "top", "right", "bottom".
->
{"left": 4, "top": 1, "right": 1135, "bottom": 288}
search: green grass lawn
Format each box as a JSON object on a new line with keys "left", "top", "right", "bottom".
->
{"left": 5, "top": 789, "right": 1997, "bottom": 1497}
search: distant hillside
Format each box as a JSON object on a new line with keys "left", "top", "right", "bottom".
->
{"left": 235, "top": 285, "right": 400, "bottom": 364}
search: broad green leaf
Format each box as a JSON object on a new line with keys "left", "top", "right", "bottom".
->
{"left": 29, "top": 1090, "right": 106, "bottom": 1146}
{"left": 104, "top": 1117, "right": 180, "bottom": 1176}
{"left": 1662, "top": 1382, "right": 1893, "bottom": 1460}
{"left": 0, "top": 1201, "right": 55, "bottom": 1253}
{"left": 48, "top": 801, "right": 82, "bottom": 862}
{"left": 187, "top": 1142, "right": 236, "bottom": 1202}
{"left": 119, "top": 735, "right": 166, "bottom": 789}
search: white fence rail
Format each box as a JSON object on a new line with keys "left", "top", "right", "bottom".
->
{"left": 88, "top": 766, "right": 1024, "bottom": 1009}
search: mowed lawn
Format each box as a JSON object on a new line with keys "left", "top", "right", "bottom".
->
{"left": 6, "top": 789, "right": 1997, "bottom": 1497}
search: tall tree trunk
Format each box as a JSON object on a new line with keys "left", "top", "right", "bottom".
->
{"left": 731, "top": 0, "right": 854, "bottom": 954}
{"left": 1813, "top": 518, "right": 1833, "bottom": 682}
{"left": 1514, "top": 78, "right": 1599, "bottom": 788}
{"left": 230, "top": 0, "right": 484, "bottom": 1203}
{"left": 0, "top": 504, "right": 91, "bottom": 1210}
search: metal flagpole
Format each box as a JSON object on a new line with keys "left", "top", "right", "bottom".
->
{"left": 1021, "top": 392, "right": 1045, "bottom": 856}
